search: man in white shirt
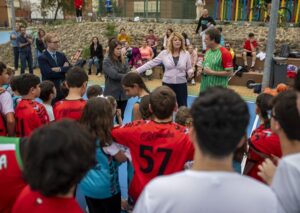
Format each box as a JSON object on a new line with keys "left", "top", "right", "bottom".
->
{"left": 134, "top": 87, "right": 278, "bottom": 213}
{"left": 258, "top": 90, "right": 300, "bottom": 213}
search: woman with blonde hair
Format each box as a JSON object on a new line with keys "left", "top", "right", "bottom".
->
{"left": 136, "top": 32, "right": 193, "bottom": 107}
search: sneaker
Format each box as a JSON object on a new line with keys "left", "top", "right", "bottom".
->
{"left": 97, "top": 73, "right": 101, "bottom": 76}
{"left": 191, "top": 79, "right": 196, "bottom": 85}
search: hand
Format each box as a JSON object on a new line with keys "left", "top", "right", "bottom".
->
{"left": 116, "top": 109, "right": 122, "bottom": 117}
{"left": 197, "top": 66, "right": 203, "bottom": 76}
{"left": 51, "top": 67, "right": 60, "bottom": 72}
{"left": 0, "top": 87, "right": 6, "bottom": 94}
{"left": 257, "top": 158, "right": 277, "bottom": 185}
{"left": 203, "top": 67, "right": 214, "bottom": 75}
{"left": 63, "top": 62, "right": 69, "bottom": 67}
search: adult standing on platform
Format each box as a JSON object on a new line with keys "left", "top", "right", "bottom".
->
{"left": 136, "top": 32, "right": 193, "bottom": 107}
{"left": 39, "top": 33, "right": 71, "bottom": 104}
{"left": 103, "top": 39, "right": 130, "bottom": 119}
{"left": 199, "top": 29, "right": 233, "bottom": 92}
{"left": 195, "top": 9, "right": 216, "bottom": 52}
{"left": 10, "top": 23, "right": 20, "bottom": 71}
{"left": 74, "top": 0, "right": 83, "bottom": 22}
{"left": 17, "top": 26, "right": 33, "bottom": 74}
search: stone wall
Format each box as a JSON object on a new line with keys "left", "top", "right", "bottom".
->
{"left": 1, "top": 21, "right": 300, "bottom": 67}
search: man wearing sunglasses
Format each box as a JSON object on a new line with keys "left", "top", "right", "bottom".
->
{"left": 38, "top": 33, "right": 70, "bottom": 104}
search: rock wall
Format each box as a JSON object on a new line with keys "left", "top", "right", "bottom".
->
{"left": 1, "top": 21, "right": 300, "bottom": 67}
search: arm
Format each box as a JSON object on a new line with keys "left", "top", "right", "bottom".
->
{"left": 186, "top": 54, "right": 194, "bottom": 77}
{"left": 60, "top": 54, "right": 70, "bottom": 73}
{"left": 112, "top": 124, "right": 136, "bottom": 147}
{"left": 210, "top": 17, "right": 216, "bottom": 26}
{"left": 6, "top": 112, "right": 15, "bottom": 136}
{"left": 149, "top": 47, "right": 154, "bottom": 59}
{"left": 10, "top": 33, "right": 17, "bottom": 40}
{"left": 103, "top": 59, "right": 126, "bottom": 80}
{"left": 132, "top": 103, "right": 142, "bottom": 121}
{"left": 196, "top": 18, "right": 202, "bottom": 33}
{"left": 163, "top": 36, "right": 167, "bottom": 49}
{"left": 38, "top": 56, "right": 66, "bottom": 80}
{"left": 99, "top": 45, "right": 104, "bottom": 59}
{"left": 136, "top": 51, "right": 164, "bottom": 74}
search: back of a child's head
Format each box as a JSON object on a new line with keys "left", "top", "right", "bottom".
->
{"left": 87, "top": 85, "right": 103, "bottom": 99}
{"left": 122, "top": 72, "right": 150, "bottom": 93}
{"left": 23, "top": 120, "right": 96, "bottom": 197}
{"left": 106, "top": 96, "right": 117, "bottom": 113}
{"left": 139, "top": 95, "right": 152, "bottom": 120}
{"left": 10, "top": 75, "right": 21, "bottom": 93}
{"left": 175, "top": 106, "right": 192, "bottom": 127}
{"left": 150, "top": 86, "right": 176, "bottom": 120}
{"left": 40, "top": 80, "right": 55, "bottom": 102}
{"left": 66, "top": 67, "right": 88, "bottom": 88}
{"left": 191, "top": 87, "right": 249, "bottom": 158}
{"left": 0, "top": 62, "right": 6, "bottom": 75}
{"left": 18, "top": 74, "right": 40, "bottom": 96}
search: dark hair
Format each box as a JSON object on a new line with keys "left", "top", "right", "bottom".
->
{"left": 182, "top": 32, "right": 188, "bottom": 40}
{"left": 108, "top": 38, "right": 122, "bottom": 62}
{"left": 38, "top": 28, "right": 45, "bottom": 38}
{"left": 106, "top": 96, "right": 117, "bottom": 112}
{"left": 18, "top": 74, "right": 40, "bottom": 96}
{"left": 60, "top": 81, "right": 69, "bottom": 98}
{"left": 294, "top": 70, "right": 300, "bottom": 92}
{"left": 39, "top": 80, "right": 55, "bottom": 102}
{"left": 66, "top": 67, "right": 88, "bottom": 88}
{"left": 0, "top": 62, "right": 7, "bottom": 75}
{"left": 10, "top": 75, "right": 21, "bottom": 92}
{"left": 273, "top": 90, "right": 300, "bottom": 141}
{"left": 150, "top": 86, "right": 176, "bottom": 119}
{"left": 122, "top": 72, "right": 150, "bottom": 94}
{"left": 175, "top": 106, "right": 192, "bottom": 126}
{"left": 120, "top": 28, "right": 126, "bottom": 33}
{"left": 205, "top": 29, "right": 221, "bottom": 44}
{"left": 90, "top": 36, "right": 100, "bottom": 47}
{"left": 80, "top": 97, "right": 114, "bottom": 146}
{"left": 249, "top": 33, "right": 255, "bottom": 38}
{"left": 87, "top": 85, "right": 103, "bottom": 99}
{"left": 139, "top": 95, "right": 152, "bottom": 120}
{"left": 256, "top": 93, "right": 274, "bottom": 129}
{"left": 217, "top": 27, "right": 223, "bottom": 33}
{"left": 148, "top": 29, "right": 154, "bottom": 33}
{"left": 166, "top": 28, "right": 173, "bottom": 38}
{"left": 23, "top": 120, "right": 96, "bottom": 196}
{"left": 191, "top": 87, "right": 249, "bottom": 158}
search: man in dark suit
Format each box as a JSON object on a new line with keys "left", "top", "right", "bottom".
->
{"left": 39, "top": 33, "right": 71, "bottom": 104}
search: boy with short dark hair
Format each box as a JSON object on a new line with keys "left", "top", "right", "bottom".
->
{"left": 242, "top": 33, "right": 258, "bottom": 71}
{"left": 112, "top": 86, "right": 194, "bottom": 202}
{"left": 12, "top": 120, "right": 96, "bottom": 213}
{"left": 134, "top": 87, "right": 277, "bottom": 213}
{"left": 53, "top": 67, "right": 88, "bottom": 121}
{"left": 15, "top": 74, "right": 49, "bottom": 137}
{"left": 40, "top": 80, "right": 56, "bottom": 121}
{"left": 0, "top": 62, "right": 15, "bottom": 136}
{"left": 86, "top": 85, "right": 103, "bottom": 99}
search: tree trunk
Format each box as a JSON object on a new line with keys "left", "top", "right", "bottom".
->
{"left": 54, "top": 0, "right": 61, "bottom": 21}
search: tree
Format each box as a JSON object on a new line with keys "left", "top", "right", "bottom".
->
{"left": 41, "top": 0, "right": 75, "bottom": 20}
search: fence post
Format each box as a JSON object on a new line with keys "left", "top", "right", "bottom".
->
{"left": 262, "top": 0, "right": 280, "bottom": 89}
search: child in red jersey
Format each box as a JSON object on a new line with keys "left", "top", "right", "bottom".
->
{"left": 53, "top": 67, "right": 88, "bottom": 121}
{"left": 15, "top": 74, "right": 49, "bottom": 137}
{"left": 12, "top": 120, "right": 96, "bottom": 213}
{"left": 0, "top": 137, "right": 27, "bottom": 213}
{"left": 112, "top": 86, "right": 194, "bottom": 202}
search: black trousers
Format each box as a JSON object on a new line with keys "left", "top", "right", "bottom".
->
{"left": 117, "top": 100, "right": 128, "bottom": 120}
{"left": 76, "top": 9, "right": 82, "bottom": 17}
{"left": 85, "top": 193, "right": 121, "bottom": 213}
{"left": 163, "top": 82, "right": 188, "bottom": 107}
{"left": 13, "top": 47, "right": 19, "bottom": 70}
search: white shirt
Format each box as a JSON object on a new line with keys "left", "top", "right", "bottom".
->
{"left": 272, "top": 153, "right": 300, "bottom": 213}
{"left": 42, "top": 103, "right": 54, "bottom": 121}
{"left": 134, "top": 170, "right": 278, "bottom": 213}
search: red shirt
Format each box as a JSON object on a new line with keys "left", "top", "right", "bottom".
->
{"left": 112, "top": 120, "right": 194, "bottom": 201}
{"left": 145, "top": 35, "right": 158, "bottom": 47}
{"left": 74, "top": 0, "right": 83, "bottom": 9}
{"left": 15, "top": 99, "right": 50, "bottom": 137}
{"left": 0, "top": 137, "right": 26, "bottom": 213}
{"left": 13, "top": 186, "right": 83, "bottom": 213}
{"left": 243, "top": 39, "right": 258, "bottom": 52}
{"left": 245, "top": 124, "right": 282, "bottom": 183}
{"left": 0, "top": 115, "right": 7, "bottom": 136}
{"left": 53, "top": 99, "right": 86, "bottom": 121}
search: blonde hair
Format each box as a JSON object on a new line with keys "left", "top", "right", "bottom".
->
{"left": 44, "top": 33, "right": 58, "bottom": 44}
{"left": 167, "top": 32, "right": 186, "bottom": 54}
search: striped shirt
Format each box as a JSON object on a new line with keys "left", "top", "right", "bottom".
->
{"left": 200, "top": 47, "right": 233, "bottom": 92}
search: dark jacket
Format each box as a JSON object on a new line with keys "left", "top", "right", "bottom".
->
{"left": 36, "top": 38, "right": 46, "bottom": 53}
{"left": 38, "top": 50, "right": 70, "bottom": 101}
{"left": 103, "top": 57, "right": 129, "bottom": 101}
{"left": 90, "top": 44, "right": 103, "bottom": 59}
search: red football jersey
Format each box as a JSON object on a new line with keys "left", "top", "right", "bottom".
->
{"left": 53, "top": 99, "right": 86, "bottom": 121}
{"left": 112, "top": 120, "right": 194, "bottom": 202}
{"left": 15, "top": 99, "right": 50, "bottom": 137}
{"left": 245, "top": 124, "right": 282, "bottom": 183}
{"left": 0, "top": 115, "right": 7, "bottom": 136}
{"left": 0, "top": 137, "right": 26, "bottom": 213}
{"left": 12, "top": 186, "right": 83, "bottom": 213}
